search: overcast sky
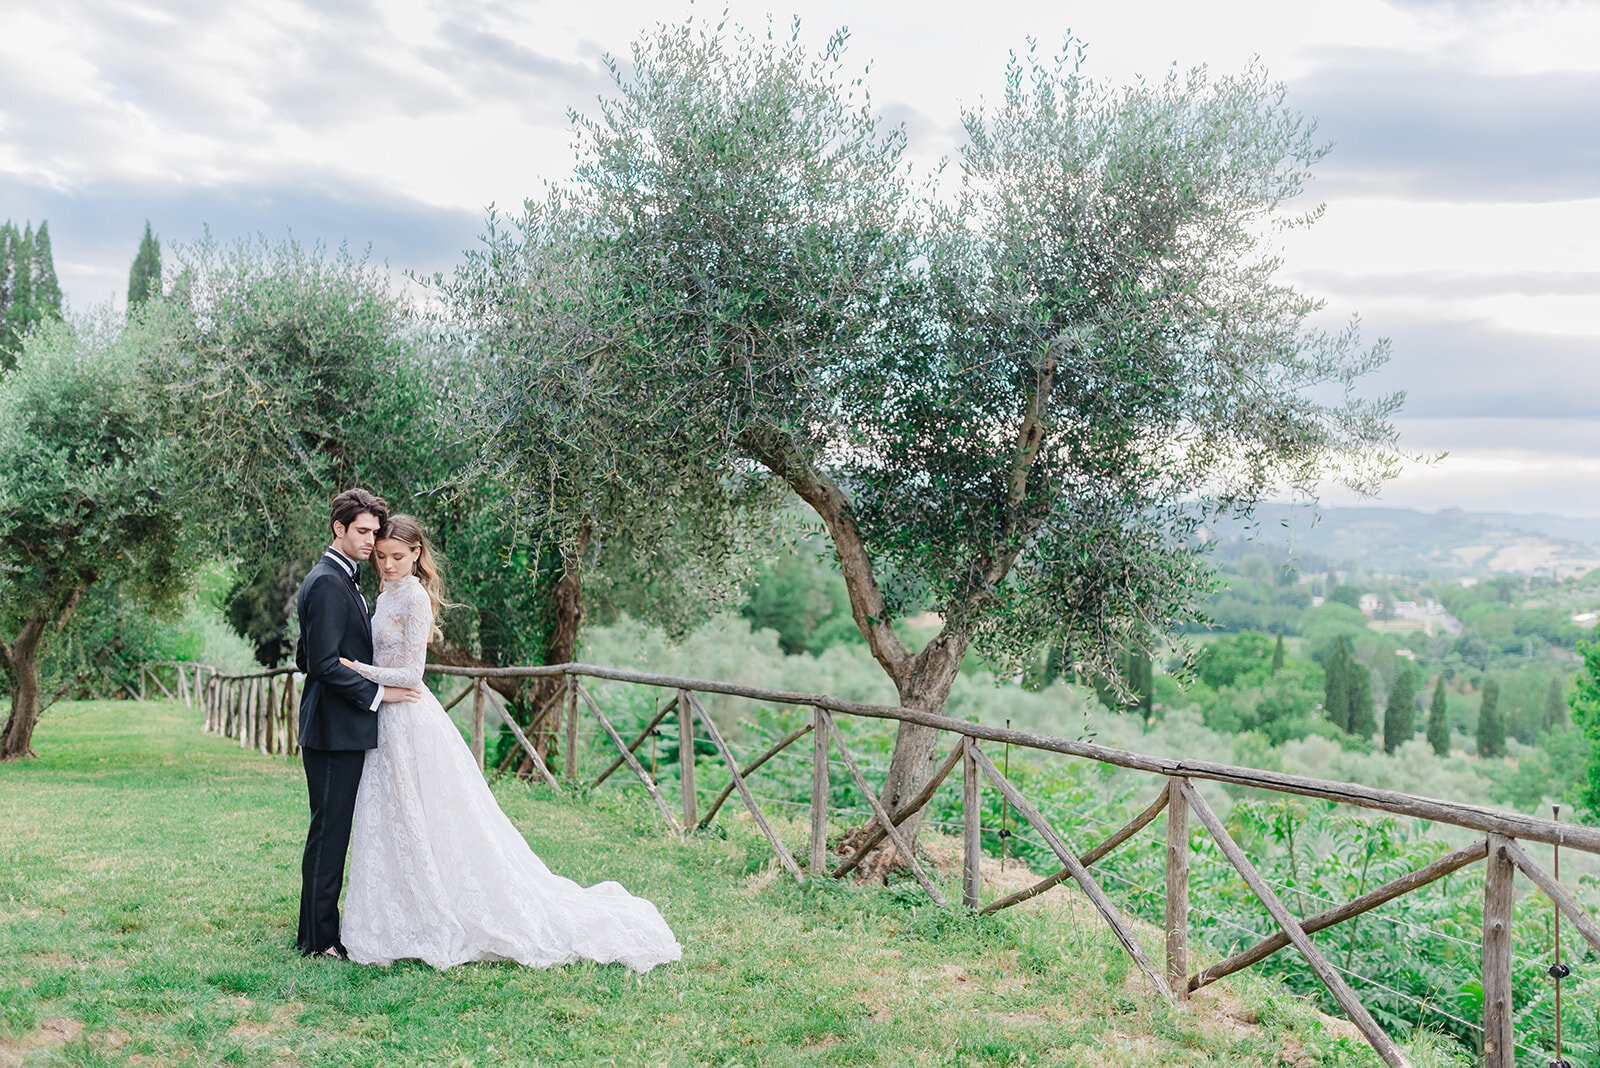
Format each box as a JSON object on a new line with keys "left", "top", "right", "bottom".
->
{"left": 4, "top": 0, "right": 1598, "bottom": 518}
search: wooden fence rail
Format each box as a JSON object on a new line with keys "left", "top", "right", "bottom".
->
{"left": 156, "top": 658, "right": 1596, "bottom": 1068}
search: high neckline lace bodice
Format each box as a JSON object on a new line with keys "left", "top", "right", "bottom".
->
{"left": 339, "top": 571, "right": 681, "bottom": 972}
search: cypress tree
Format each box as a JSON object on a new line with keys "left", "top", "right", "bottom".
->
{"left": 1270, "top": 630, "right": 1285, "bottom": 674}
{"left": 1324, "top": 637, "right": 1350, "bottom": 731}
{"left": 1426, "top": 675, "right": 1449, "bottom": 756}
{"left": 1545, "top": 677, "right": 1568, "bottom": 731}
{"left": 1, "top": 221, "right": 34, "bottom": 367}
{"left": 7, "top": 223, "right": 33, "bottom": 335}
{"left": 1383, "top": 663, "right": 1416, "bottom": 753}
{"left": 0, "top": 222, "right": 15, "bottom": 365}
{"left": 29, "top": 221, "right": 61, "bottom": 318}
{"left": 1478, "top": 676, "right": 1505, "bottom": 758}
{"left": 1349, "top": 660, "right": 1376, "bottom": 740}
{"left": 128, "top": 221, "right": 162, "bottom": 308}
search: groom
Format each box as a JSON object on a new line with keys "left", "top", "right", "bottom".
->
{"left": 294, "top": 488, "right": 421, "bottom": 959}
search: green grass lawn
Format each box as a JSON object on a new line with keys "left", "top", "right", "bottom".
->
{"left": 0, "top": 700, "right": 1461, "bottom": 1067}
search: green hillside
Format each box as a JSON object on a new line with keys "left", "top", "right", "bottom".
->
{"left": 0, "top": 700, "right": 1470, "bottom": 1067}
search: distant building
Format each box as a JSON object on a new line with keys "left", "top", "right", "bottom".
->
{"left": 1388, "top": 598, "right": 1464, "bottom": 636}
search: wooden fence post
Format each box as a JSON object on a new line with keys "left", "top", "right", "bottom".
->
{"left": 287, "top": 673, "right": 299, "bottom": 755}
{"left": 471, "top": 681, "right": 486, "bottom": 770}
{"left": 564, "top": 676, "right": 579, "bottom": 782}
{"left": 811, "top": 706, "right": 829, "bottom": 876}
{"left": 1482, "top": 834, "right": 1515, "bottom": 1067}
{"left": 1166, "top": 777, "right": 1190, "bottom": 1001}
{"left": 678, "top": 690, "right": 696, "bottom": 828}
{"left": 137, "top": 666, "right": 146, "bottom": 702}
{"left": 265, "top": 676, "right": 277, "bottom": 755}
{"left": 240, "top": 678, "right": 253, "bottom": 750}
{"left": 963, "top": 737, "right": 981, "bottom": 909}
{"left": 256, "top": 676, "right": 267, "bottom": 752}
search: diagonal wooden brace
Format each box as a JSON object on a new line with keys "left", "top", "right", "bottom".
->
{"left": 577, "top": 683, "right": 682, "bottom": 833}
{"left": 1502, "top": 838, "right": 1600, "bottom": 954}
{"left": 1179, "top": 779, "right": 1408, "bottom": 1068}
{"left": 479, "top": 683, "right": 561, "bottom": 789}
{"left": 1190, "top": 838, "right": 1488, "bottom": 992}
{"left": 686, "top": 692, "right": 802, "bottom": 880}
{"left": 970, "top": 744, "right": 1169, "bottom": 998}
{"left": 831, "top": 742, "right": 963, "bottom": 880}
{"left": 980, "top": 787, "right": 1170, "bottom": 915}
{"left": 818, "top": 709, "right": 948, "bottom": 906}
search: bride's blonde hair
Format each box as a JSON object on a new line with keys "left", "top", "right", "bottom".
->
{"left": 378, "top": 514, "right": 456, "bottom": 643}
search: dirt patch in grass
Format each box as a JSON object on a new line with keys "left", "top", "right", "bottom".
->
{"left": 0, "top": 1017, "right": 84, "bottom": 1067}
{"left": 23, "top": 953, "right": 76, "bottom": 968}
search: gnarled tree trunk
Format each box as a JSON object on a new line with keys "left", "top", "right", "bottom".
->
{"left": 517, "top": 522, "right": 591, "bottom": 779}
{"left": 1, "top": 616, "right": 49, "bottom": 761}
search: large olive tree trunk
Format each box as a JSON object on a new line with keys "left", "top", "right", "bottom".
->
{"left": 1, "top": 617, "right": 51, "bottom": 761}
{"left": 517, "top": 523, "right": 591, "bottom": 779}
{"left": 742, "top": 426, "right": 998, "bottom": 873}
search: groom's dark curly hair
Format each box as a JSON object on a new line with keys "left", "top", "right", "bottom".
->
{"left": 329, "top": 487, "right": 389, "bottom": 533}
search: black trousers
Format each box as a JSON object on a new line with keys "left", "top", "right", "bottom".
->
{"left": 296, "top": 747, "right": 367, "bottom": 956}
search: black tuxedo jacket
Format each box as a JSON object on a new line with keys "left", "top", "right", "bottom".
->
{"left": 294, "top": 555, "right": 382, "bottom": 750}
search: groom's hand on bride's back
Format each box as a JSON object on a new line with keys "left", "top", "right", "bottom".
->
{"left": 382, "top": 687, "right": 422, "bottom": 704}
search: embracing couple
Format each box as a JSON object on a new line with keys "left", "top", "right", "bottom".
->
{"left": 293, "top": 488, "right": 681, "bottom": 972}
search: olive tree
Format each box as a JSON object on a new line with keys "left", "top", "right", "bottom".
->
{"left": 569, "top": 21, "right": 1401, "bottom": 851}
{"left": 0, "top": 312, "right": 195, "bottom": 759}
{"left": 154, "top": 234, "right": 559, "bottom": 690}
{"left": 440, "top": 200, "right": 778, "bottom": 750}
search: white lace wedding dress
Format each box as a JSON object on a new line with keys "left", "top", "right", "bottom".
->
{"left": 341, "top": 574, "right": 681, "bottom": 972}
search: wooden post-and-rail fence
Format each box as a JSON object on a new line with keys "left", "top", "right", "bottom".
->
{"left": 156, "top": 658, "right": 1598, "bottom": 1068}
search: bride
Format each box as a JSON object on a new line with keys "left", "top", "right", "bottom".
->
{"left": 337, "top": 514, "right": 681, "bottom": 972}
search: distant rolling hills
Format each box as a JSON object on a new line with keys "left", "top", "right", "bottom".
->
{"left": 1205, "top": 504, "right": 1600, "bottom": 576}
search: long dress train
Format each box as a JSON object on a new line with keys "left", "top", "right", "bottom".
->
{"left": 340, "top": 574, "right": 681, "bottom": 972}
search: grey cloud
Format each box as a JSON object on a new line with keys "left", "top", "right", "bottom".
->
{"left": 1294, "top": 269, "right": 1600, "bottom": 299}
{"left": 415, "top": 19, "right": 614, "bottom": 126}
{"left": 1393, "top": 417, "right": 1600, "bottom": 457}
{"left": 1346, "top": 313, "right": 1600, "bottom": 419}
{"left": 1289, "top": 47, "right": 1600, "bottom": 202}
{"left": 0, "top": 172, "right": 482, "bottom": 309}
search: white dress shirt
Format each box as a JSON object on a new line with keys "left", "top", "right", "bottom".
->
{"left": 324, "top": 548, "right": 385, "bottom": 711}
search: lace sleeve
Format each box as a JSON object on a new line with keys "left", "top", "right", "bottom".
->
{"left": 347, "top": 582, "right": 432, "bottom": 691}
{"left": 347, "top": 659, "right": 423, "bottom": 689}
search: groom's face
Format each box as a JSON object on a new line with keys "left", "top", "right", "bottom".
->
{"left": 331, "top": 512, "right": 382, "bottom": 562}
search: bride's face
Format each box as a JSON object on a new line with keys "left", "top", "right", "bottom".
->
{"left": 372, "top": 539, "right": 421, "bottom": 584}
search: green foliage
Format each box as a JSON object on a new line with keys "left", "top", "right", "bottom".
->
{"left": 1325, "top": 635, "right": 1352, "bottom": 731}
{"left": 443, "top": 191, "right": 779, "bottom": 660}
{"left": 152, "top": 233, "right": 567, "bottom": 671}
{"left": 1198, "top": 632, "right": 1275, "bottom": 690}
{"left": 740, "top": 546, "right": 861, "bottom": 656}
{"left": 0, "top": 220, "right": 63, "bottom": 369}
{"left": 152, "top": 233, "right": 436, "bottom": 663}
{"left": 1382, "top": 661, "right": 1415, "bottom": 753}
{"left": 1477, "top": 676, "right": 1505, "bottom": 758}
{"left": 0, "top": 309, "right": 200, "bottom": 754}
{"left": 1270, "top": 630, "right": 1285, "bottom": 673}
{"left": 1546, "top": 676, "right": 1569, "bottom": 732}
{"left": 1328, "top": 584, "right": 1363, "bottom": 609}
{"left": 127, "top": 219, "right": 162, "bottom": 308}
{"left": 1426, "top": 674, "right": 1449, "bottom": 756}
{"left": 1571, "top": 641, "right": 1600, "bottom": 819}
{"left": 1348, "top": 659, "right": 1376, "bottom": 740}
